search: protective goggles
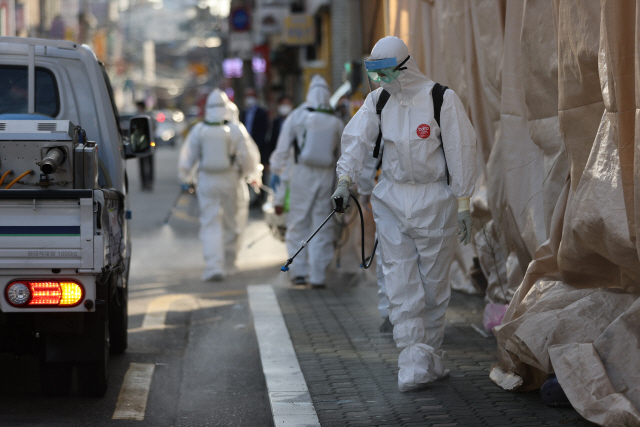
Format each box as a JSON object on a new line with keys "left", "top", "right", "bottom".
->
{"left": 364, "top": 55, "right": 410, "bottom": 83}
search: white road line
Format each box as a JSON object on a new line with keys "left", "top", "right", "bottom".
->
{"left": 112, "top": 363, "right": 156, "bottom": 420}
{"left": 130, "top": 282, "right": 172, "bottom": 290}
{"left": 248, "top": 284, "right": 320, "bottom": 427}
{"left": 141, "top": 294, "right": 196, "bottom": 329}
{"left": 128, "top": 288, "right": 168, "bottom": 299}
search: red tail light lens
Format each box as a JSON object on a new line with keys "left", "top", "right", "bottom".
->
{"left": 30, "top": 282, "right": 62, "bottom": 305}
{"left": 5, "top": 280, "right": 84, "bottom": 307}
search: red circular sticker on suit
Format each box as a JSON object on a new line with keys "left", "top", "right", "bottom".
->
{"left": 416, "top": 124, "right": 430, "bottom": 139}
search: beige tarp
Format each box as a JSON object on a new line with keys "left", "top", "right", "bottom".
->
{"left": 485, "top": 0, "right": 567, "bottom": 269}
{"left": 493, "top": 1, "right": 640, "bottom": 425}
{"left": 384, "top": 0, "right": 640, "bottom": 425}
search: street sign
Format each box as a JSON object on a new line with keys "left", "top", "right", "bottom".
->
{"left": 258, "top": 6, "right": 287, "bottom": 35}
{"left": 230, "top": 7, "right": 251, "bottom": 32}
{"left": 283, "top": 14, "right": 315, "bottom": 45}
{"left": 229, "top": 31, "right": 253, "bottom": 60}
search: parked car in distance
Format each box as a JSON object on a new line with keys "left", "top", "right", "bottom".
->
{"left": 153, "top": 110, "right": 185, "bottom": 147}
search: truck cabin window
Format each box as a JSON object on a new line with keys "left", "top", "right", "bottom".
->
{"left": 0, "top": 66, "right": 60, "bottom": 117}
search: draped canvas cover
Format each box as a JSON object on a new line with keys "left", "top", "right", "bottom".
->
{"left": 385, "top": 0, "right": 640, "bottom": 424}
{"left": 494, "top": 2, "right": 640, "bottom": 424}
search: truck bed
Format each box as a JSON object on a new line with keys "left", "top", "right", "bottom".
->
{"left": 0, "top": 190, "right": 100, "bottom": 270}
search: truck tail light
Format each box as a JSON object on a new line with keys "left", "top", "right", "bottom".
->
{"left": 5, "top": 281, "right": 83, "bottom": 307}
{"left": 6, "top": 282, "right": 30, "bottom": 306}
{"left": 59, "top": 282, "right": 83, "bottom": 305}
{"left": 30, "top": 282, "right": 62, "bottom": 305}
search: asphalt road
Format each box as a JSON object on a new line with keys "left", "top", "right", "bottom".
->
{"left": 0, "top": 145, "right": 288, "bottom": 426}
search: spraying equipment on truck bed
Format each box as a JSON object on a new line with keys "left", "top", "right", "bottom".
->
{"left": 0, "top": 120, "right": 98, "bottom": 190}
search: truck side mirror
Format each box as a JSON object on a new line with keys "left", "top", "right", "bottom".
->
{"left": 125, "top": 115, "right": 154, "bottom": 159}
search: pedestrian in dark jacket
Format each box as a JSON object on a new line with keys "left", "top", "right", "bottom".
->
{"left": 240, "top": 87, "right": 271, "bottom": 203}
{"left": 136, "top": 100, "right": 154, "bottom": 191}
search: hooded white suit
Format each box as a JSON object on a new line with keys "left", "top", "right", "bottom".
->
{"left": 270, "top": 76, "right": 345, "bottom": 285}
{"left": 336, "top": 37, "right": 477, "bottom": 391}
{"left": 179, "top": 89, "right": 260, "bottom": 280}
{"left": 223, "top": 92, "right": 262, "bottom": 276}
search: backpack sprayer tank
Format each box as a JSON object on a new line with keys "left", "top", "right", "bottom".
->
{"left": 0, "top": 120, "right": 98, "bottom": 189}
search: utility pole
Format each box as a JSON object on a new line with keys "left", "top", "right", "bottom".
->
{"left": 229, "top": 0, "right": 254, "bottom": 108}
{"left": 78, "top": 0, "right": 90, "bottom": 44}
{"left": 39, "top": 0, "right": 46, "bottom": 38}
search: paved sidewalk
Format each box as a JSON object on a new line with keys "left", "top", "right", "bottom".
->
{"left": 275, "top": 279, "right": 594, "bottom": 427}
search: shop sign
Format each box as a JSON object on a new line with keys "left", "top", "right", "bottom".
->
{"left": 283, "top": 14, "right": 315, "bottom": 45}
{"left": 258, "top": 6, "right": 287, "bottom": 35}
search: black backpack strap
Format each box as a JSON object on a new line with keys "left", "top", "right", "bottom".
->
{"left": 373, "top": 89, "right": 390, "bottom": 159}
{"left": 432, "top": 83, "right": 447, "bottom": 128}
{"left": 292, "top": 137, "right": 300, "bottom": 163}
{"left": 432, "top": 83, "right": 450, "bottom": 184}
{"left": 376, "top": 151, "right": 384, "bottom": 171}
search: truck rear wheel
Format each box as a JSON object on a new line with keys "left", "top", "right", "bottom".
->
{"left": 109, "top": 276, "right": 128, "bottom": 354}
{"left": 40, "top": 362, "right": 72, "bottom": 397}
{"left": 77, "top": 318, "right": 109, "bottom": 397}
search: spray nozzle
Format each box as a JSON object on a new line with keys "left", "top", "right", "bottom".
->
{"left": 281, "top": 258, "right": 293, "bottom": 272}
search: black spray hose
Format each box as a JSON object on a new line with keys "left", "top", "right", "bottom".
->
{"left": 350, "top": 194, "right": 378, "bottom": 270}
{"left": 281, "top": 195, "right": 377, "bottom": 272}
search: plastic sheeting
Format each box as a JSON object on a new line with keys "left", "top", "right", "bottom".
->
{"left": 386, "top": 0, "right": 640, "bottom": 424}
{"left": 493, "top": 1, "right": 640, "bottom": 425}
{"left": 475, "top": 219, "right": 522, "bottom": 304}
{"left": 485, "top": 0, "right": 567, "bottom": 270}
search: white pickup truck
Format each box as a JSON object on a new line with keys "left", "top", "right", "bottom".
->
{"left": 0, "top": 37, "right": 152, "bottom": 397}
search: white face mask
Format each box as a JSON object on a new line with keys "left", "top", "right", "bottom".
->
{"left": 245, "top": 96, "right": 257, "bottom": 108}
{"left": 380, "top": 78, "right": 401, "bottom": 95}
{"left": 277, "top": 104, "right": 292, "bottom": 116}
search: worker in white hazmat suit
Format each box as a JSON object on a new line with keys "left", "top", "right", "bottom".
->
{"left": 332, "top": 37, "right": 476, "bottom": 391}
{"left": 222, "top": 92, "right": 262, "bottom": 276}
{"left": 179, "top": 89, "right": 261, "bottom": 281}
{"left": 270, "top": 75, "right": 345, "bottom": 287}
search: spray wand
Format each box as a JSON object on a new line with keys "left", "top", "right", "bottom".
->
{"left": 281, "top": 195, "right": 377, "bottom": 272}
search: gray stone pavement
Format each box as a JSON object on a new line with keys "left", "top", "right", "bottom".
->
{"left": 275, "top": 278, "right": 595, "bottom": 427}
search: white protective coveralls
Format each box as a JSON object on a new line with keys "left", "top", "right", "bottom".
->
{"left": 179, "top": 89, "right": 260, "bottom": 280}
{"left": 270, "top": 76, "right": 345, "bottom": 285}
{"left": 336, "top": 37, "right": 477, "bottom": 391}
{"left": 223, "top": 93, "right": 262, "bottom": 275}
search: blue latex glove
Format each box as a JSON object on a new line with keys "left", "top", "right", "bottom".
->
{"left": 270, "top": 174, "right": 280, "bottom": 192}
{"left": 181, "top": 183, "right": 191, "bottom": 192}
